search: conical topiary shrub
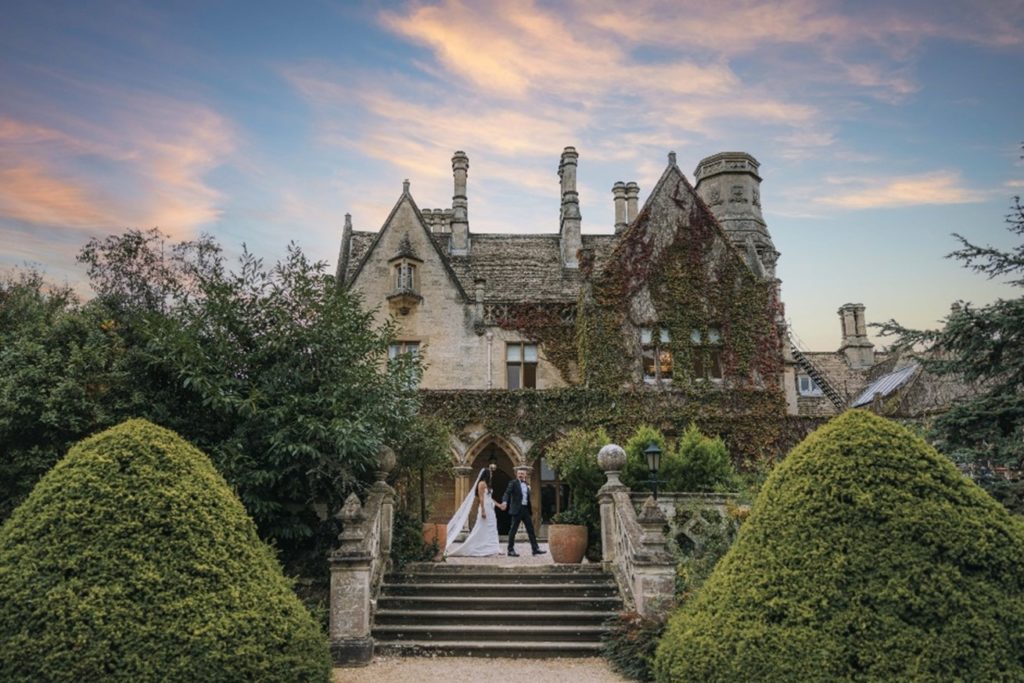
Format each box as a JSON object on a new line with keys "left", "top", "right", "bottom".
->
{"left": 0, "top": 419, "right": 331, "bottom": 682}
{"left": 654, "top": 409, "right": 1024, "bottom": 682}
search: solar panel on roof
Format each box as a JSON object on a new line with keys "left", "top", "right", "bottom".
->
{"left": 852, "top": 364, "right": 919, "bottom": 407}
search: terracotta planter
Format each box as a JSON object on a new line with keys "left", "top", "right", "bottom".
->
{"left": 548, "top": 524, "right": 587, "bottom": 563}
{"left": 422, "top": 523, "right": 446, "bottom": 558}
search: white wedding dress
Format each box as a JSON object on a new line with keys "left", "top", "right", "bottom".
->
{"left": 446, "top": 491, "right": 500, "bottom": 557}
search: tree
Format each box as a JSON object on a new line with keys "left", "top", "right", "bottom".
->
{"left": 2, "top": 229, "right": 423, "bottom": 566}
{"left": 654, "top": 410, "right": 1024, "bottom": 682}
{"left": 0, "top": 419, "right": 331, "bottom": 682}
{"left": 876, "top": 153, "right": 1024, "bottom": 478}
{"left": 0, "top": 271, "right": 141, "bottom": 518}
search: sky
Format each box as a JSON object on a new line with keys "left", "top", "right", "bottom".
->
{"left": 2, "top": 0, "right": 1023, "bottom": 350}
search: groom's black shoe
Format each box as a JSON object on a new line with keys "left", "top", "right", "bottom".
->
{"left": 507, "top": 550, "right": 519, "bottom": 557}
{"left": 532, "top": 549, "right": 546, "bottom": 556}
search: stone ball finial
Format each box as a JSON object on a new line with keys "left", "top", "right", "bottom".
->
{"left": 597, "top": 444, "right": 627, "bottom": 472}
{"left": 377, "top": 445, "right": 397, "bottom": 475}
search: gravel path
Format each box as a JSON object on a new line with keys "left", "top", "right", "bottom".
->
{"left": 333, "top": 657, "right": 628, "bottom": 682}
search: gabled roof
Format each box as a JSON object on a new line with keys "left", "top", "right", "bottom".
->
{"left": 606, "top": 153, "right": 761, "bottom": 282}
{"left": 346, "top": 188, "right": 469, "bottom": 302}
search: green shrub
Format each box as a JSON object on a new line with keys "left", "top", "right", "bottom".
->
{"left": 673, "top": 424, "right": 737, "bottom": 492}
{"left": 391, "top": 506, "right": 437, "bottom": 570}
{"left": 0, "top": 419, "right": 331, "bottom": 683}
{"left": 602, "top": 611, "right": 669, "bottom": 682}
{"left": 654, "top": 409, "right": 1024, "bottom": 682}
{"left": 622, "top": 424, "right": 737, "bottom": 493}
{"left": 545, "top": 427, "right": 609, "bottom": 558}
{"left": 621, "top": 424, "right": 667, "bottom": 490}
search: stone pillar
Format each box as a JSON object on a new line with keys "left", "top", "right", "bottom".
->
{"left": 634, "top": 496, "right": 675, "bottom": 617}
{"left": 473, "top": 278, "right": 485, "bottom": 331}
{"left": 453, "top": 465, "right": 473, "bottom": 511}
{"left": 597, "top": 444, "right": 628, "bottom": 564}
{"left": 329, "top": 493, "right": 373, "bottom": 666}
{"left": 371, "top": 446, "right": 397, "bottom": 562}
{"left": 451, "top": 151, "right": 470, "bottom": 255}
{"left": 625, "top": 181, "right": 640, "bottom": 224}
{"left": 558, "top": 146, "right": 582, "bottom": 269}
{"left": 612, "top": 181, "right": 627, "bottom": 234}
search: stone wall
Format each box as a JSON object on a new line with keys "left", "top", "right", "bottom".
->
{"left": 349, "top": 195, "right": 567, "bottom": 391}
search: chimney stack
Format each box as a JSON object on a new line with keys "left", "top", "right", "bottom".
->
{"left": 336, "top": 212, "right": 353, "bottom": 287}
{"left": 838, "top": 303, "right": 874, "bottom": 368}
{"left": 625, "top": 181, "right": 640, "bottom": 223}
{"left": 612, "top": 181, "right": 627, "bottom": 234}
{"left": 558, "top": 146, "right": 582, "bottom": 268}
{"left": 451, "top": 151, "right": 470, "bottom": 255}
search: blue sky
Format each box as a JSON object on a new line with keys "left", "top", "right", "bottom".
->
{"left": 2, "top": 0, "right": 1022, "bottom": 350}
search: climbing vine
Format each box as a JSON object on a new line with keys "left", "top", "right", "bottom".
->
{"left": 430, "top": 176, "right": 794, "bottom": 469}
{"left": 421, "top": 388, "right": 822, "bottom": 468}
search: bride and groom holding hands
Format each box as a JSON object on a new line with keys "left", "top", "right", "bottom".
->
{"left": 445, "top": 466, "right": 546, "bottom": 558}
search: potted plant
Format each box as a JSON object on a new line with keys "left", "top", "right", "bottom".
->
{"left": 548, "top": 506, "right": 588, "bottom": 563}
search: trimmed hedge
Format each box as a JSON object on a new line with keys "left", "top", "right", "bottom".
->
{"left": 0, "top": 419, "right": 331, "bottom": 682}
{"left": 654, "top": 409, "right": 1024, "bottom": 682}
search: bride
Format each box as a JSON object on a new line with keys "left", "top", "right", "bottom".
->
{"left": 445, "top": 467, "right": 507, "bottom": 557}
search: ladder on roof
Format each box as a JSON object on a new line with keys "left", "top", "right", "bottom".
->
{"left": 789, "top": 344, "right": 847, "bottom": 411}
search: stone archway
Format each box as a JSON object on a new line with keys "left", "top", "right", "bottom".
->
{"left": 468, "top": 436, "right": 524, "bottom": 536}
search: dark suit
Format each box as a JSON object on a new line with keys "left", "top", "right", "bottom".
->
{"left": 502, "top": 478, "right": 540, "bottom": 553}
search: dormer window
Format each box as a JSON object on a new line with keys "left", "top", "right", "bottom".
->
{"left": 387, "top": 233, "right": 423, "bottom": 315}
{"left": 394, "top": 262, "right": 416, "bottom": 291}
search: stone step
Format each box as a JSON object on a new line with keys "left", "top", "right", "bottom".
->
{"left": 377, "top": 594, "right": 622, "bottom": 611}
{"left": 380, "top": 582, "right": 618, "bottom": 598}
{"left": 373, "top": 623, "right": 607, "bottom": 643}
{"left": 374, "top": 639, "right": 604, "bottom": 658}
{"left": 387, "top": 571, "right": 615, "bottom": 586}
{"left": 373, "top": 608, "right": 613, "bottom": 627}
{"left": 402, "top": 562, "right": 606, "bottom": 573}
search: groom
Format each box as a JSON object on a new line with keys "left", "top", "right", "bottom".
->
{"left": 503, "top": 466, "right": 545, "bottom": 557}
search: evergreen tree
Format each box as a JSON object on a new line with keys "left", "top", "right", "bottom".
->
{"left": 877, "top": 148, "right": 1024, "bottom": 478}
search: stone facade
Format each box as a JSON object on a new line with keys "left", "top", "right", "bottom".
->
{"left": 338, "top": 147, "right": 801, "bottom": 524}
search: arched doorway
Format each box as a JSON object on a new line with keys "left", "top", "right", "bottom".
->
{"left": 469, "top": 442, "right": 516, "bottom": 536}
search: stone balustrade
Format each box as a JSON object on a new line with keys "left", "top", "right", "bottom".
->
{"left": 329, "top": 446, "right": 396, "bottom": 666}
{"left": 597, "top": 444, "right": 676, "bottom": 616}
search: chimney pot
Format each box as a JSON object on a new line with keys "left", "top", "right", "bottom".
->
{"left": 450, "top": 151, "right": 470, "bottom": 254}
{"left": 625, "top": 181, "right": 640, "bottom": 223}
{"left": 612, "top": 181, "right": 627, "bottom": 234}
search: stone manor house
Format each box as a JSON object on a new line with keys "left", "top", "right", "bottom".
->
{"left": 336, "top": 147, "right": 948, "bottom": 531}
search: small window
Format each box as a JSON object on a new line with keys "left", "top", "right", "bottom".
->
{"left": 798, "top": 374, "right": 823, "bottom": 396}
{"left": 507, "top": 342, "right": 538, "bottom": 389}
{"left": 691, "top": 327, "right": 723, "bottom": 381}
{"left": 394, "top": 262, "right": 416, "bottom": 291}
{"left": 388, "top": 341, "right": 420, "bottom": 360}
{"left": 641, "top": 326, "right": 672, "bottom": 383}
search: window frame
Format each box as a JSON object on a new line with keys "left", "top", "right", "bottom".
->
{"left": 506, "top": 342, "right": 538, "bottom": 389}
{"left": 690, "top": 326, "right": 724, "bottom": 381}
{"left": 797, "top": 374, "right": 823, "bottom": 396}
{"left": 640, "top": 325, "right": 673, "bottom": 384}
{"left": 393, "top": 261, "right": 417, "bottom": 291}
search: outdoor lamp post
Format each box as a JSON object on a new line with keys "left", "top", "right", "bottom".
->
{"left": 644, "top": 442, "right": 662, "bottom": 500}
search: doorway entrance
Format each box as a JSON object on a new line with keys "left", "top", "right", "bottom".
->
{"left": 470, "top": 443, "right": 515, "bottom": 536}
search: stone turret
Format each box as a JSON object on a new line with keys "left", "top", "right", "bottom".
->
{"left": 694, "top": 152, "right": 778, "bottom": 278}
{"left": 838, "top": 303, "right": 874, "bottom": 368}
{"left": 558, "top": 146, "right": 582, "bottom": 268}
{"left": 450, "top": 151, "right": 470, "bottom": 255}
